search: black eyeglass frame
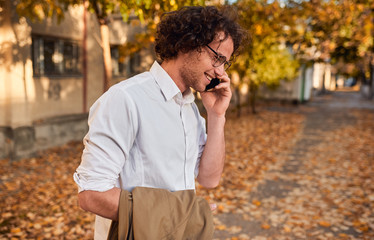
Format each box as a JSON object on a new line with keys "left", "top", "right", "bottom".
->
{"left": 205, "top": 45, "right": 232, "bottom": 70}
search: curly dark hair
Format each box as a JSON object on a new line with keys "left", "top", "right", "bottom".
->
{"left": 155, "top": 6, "right": 245, "bottom": 62}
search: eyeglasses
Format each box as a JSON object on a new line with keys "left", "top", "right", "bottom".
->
{"left": 206, "top": 45, "right": 232, "bottom": 70}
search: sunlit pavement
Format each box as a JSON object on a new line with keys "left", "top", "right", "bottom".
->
{"left": 213, "top": 89, "right": 374, "bottom": 239}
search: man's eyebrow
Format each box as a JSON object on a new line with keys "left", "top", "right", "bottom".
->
{"left": 211, "top": 41, "right": 231, "bottom": 59}
{"left": 216, "top": 41, "right": 222, "bottom": 51}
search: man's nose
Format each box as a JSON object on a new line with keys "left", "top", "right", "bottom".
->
{"left": 214, "top": 64, "right": 225, "bottom": 76}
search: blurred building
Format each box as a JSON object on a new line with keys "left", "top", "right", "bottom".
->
{"left": 0, "top": 1, "right": 154, "bottom": 159}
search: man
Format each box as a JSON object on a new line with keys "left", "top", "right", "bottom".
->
{"left": 74, "top": 5, "right": 244, "bottom": 239}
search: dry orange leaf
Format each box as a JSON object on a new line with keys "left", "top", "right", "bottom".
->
{"left": 216, "top": 225, "right": 227, "bottom": 231}
{"left": 261, "top": 223, "right": 271, "bottom": 229}
{"left": 359, "top": 226, "right": 369, "bottom": 232}
{"left": 252, "top": 200, "right": 261, "bottom": 206}
{"left": 217, "top": 205, "right": 225, "bottom": 212}
{"left": 284, "top": 226, "right": 292, "bottom": 232}
{"left": 319, "top": 221, "right": 331, "bottom": 227}
{"left": 10, "top": 227, "right": 21, "bottom": 233}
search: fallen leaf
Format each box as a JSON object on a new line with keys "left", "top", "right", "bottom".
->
{"left": 261, "top": 223, "right": 271, "bottom": 229}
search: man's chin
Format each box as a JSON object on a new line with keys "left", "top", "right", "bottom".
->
{"left": 196, "top": 88, "right": 207, "bottom": 93}
{"left": 190, "top": 86, "right": 205, "bottom": 93}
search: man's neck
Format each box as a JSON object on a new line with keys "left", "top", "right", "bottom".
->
{"left": 160, "top": 59, "right": 187, "bottom": 94}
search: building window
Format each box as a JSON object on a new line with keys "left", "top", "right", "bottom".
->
{"left": 129, "top": 52, "right": 141, "bottom": 75}
{"left": 111, "top": 45, "right": 142, "bottom": 77}
{"left": 32, "top": 35, "right": 81, "bottom": 76}
{"left": 111, "top": 46, "right": 122, "bottom": 77}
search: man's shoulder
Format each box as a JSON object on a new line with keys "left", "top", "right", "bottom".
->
{"left": 108, "top": 71, "right": 163, "bottom": 102}
{"left": 114, "top": 72, "right": 154, "bottom": 91}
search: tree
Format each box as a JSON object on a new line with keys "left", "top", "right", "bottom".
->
{"left": 232, "top": 0, "right": 299, "bottom": 114}
{"left": 15, "top": 0, "right": 205, "bottom": 91}
{"left": 285, "top": 0, "right": 374, "bottom": 95}
{"left": 232, "top": 37, "right": 299, "bottom": 114}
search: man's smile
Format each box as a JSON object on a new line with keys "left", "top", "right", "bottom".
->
{"left": 205, "top": 73, "right": 214, "bottom": 82}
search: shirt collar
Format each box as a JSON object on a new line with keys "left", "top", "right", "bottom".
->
{"left": 150, "top": 61, "right": 195, "bottom": 104}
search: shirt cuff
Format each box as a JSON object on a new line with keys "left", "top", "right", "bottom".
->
{"left": 73, "top": 171, "right": 115, "bottom": 193}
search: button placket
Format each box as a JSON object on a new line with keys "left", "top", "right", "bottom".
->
{"left": 179, "top": 103, "right": 187, "bottom": 188}
{"left": 175, "top": 93, "right": 194, "bottom": 189}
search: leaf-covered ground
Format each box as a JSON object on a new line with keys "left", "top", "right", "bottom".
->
{"left": 203, "top": 91, "right": 374, "bottom": 239}
{"left": 1, "top": 90, "right": 373, "bottom": 239}
{"left": 0, "top": 143, "right": 93, "bottom": 239}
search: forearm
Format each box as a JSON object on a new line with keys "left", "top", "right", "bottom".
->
{"left": 78, "top": 187, "right": 121, "bottom": 221}
{"left": 197, "top": 114, "right": 226, "bottom": 188}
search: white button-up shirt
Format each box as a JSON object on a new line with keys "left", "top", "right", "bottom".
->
{"left": 74, "top": 61, "right": 207, "bottom": 239}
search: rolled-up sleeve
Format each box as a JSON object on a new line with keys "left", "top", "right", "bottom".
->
{"left": 74, "top": 87, "right": 138, "bottom": 193}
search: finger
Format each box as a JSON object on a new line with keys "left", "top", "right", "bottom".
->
{"left": 214, "top": 80, "right": 231, "bottom": 90}
{"left": 214, "top": 82, "right": 232, "bottom": 98}
{"left": 217, "top": 74, "right": 230, "bottom": 83}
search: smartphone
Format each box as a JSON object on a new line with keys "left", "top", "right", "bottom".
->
{"left": 205, "top": 78, "right": 220, "bottom": 91}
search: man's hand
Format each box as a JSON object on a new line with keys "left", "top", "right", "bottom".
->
{"left": 200, "top": 72, "right": 232, "bottom": 117}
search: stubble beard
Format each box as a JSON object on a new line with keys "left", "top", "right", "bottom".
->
{"left": 179, "top": 60, "right": 204, "bottom": 93}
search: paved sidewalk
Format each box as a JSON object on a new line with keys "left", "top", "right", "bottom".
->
{"left": 214, "top": 90, "right": 374, "bottom": 239}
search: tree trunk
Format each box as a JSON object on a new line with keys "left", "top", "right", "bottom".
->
{"left": 100, "top": 24, "right": 112, "bottom": 92}
{"left": 370, "top": 55, "right": 374, "bottom": 99}
{"left": 370, "top": 8, "right": 374, "bottom": 99}
{"left": 250, "top": 88, "right": 257, "bottom": 114}
{"left": 321, "top": 64, "right": 326, "bottom": 94}
{"left": 248, "top": 81, "right": 257, "bottom": 114}
{"left": 300, "top": 64, "right": 306, "bottom": 102}
{"left": 234, "top": 86, "right": 241, "bottom": 118}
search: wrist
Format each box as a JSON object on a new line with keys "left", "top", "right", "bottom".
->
{"left": 207, "top": 113, "right": 226, "bottom": 128}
